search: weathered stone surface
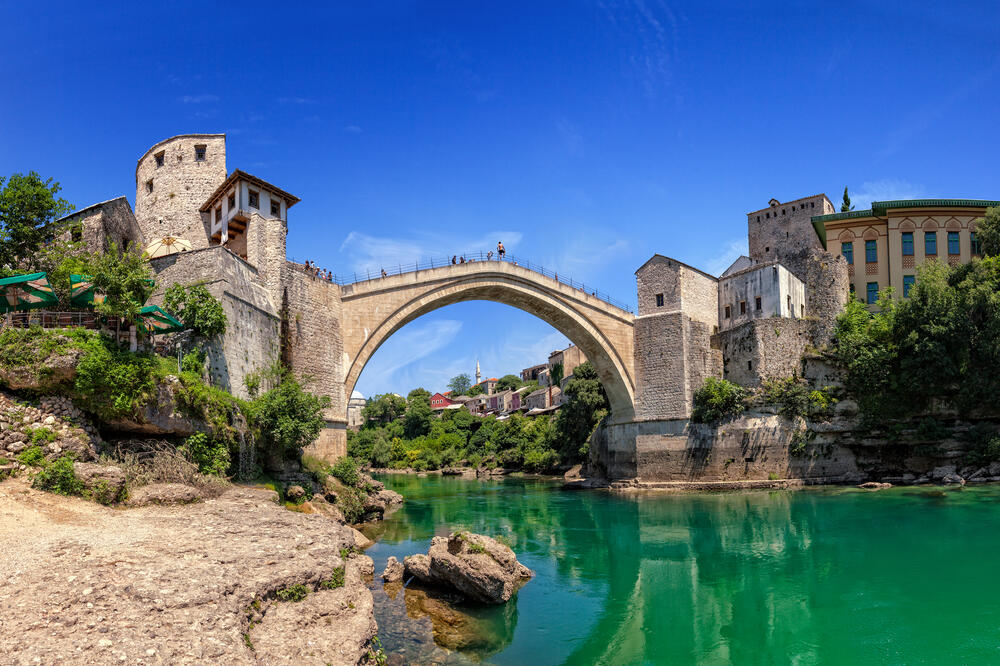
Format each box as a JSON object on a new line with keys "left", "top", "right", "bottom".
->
{"left": 286, "top": 484, "right": 306, "bottom": 501}
{"left": 103, "top": 377, "right": 207, "bottom": 436}
{"left": 0, "top": 347, "right": 82, "bottom": 391}
{"left": 858, "top": 482, "right": 892, "bottom": 490}
{"left": 127, "top": 483, "right": 202, "bottom": 506}
{"left": 0, "top": 481, "right": 371, "bottom": 664}
{"left": 381, "top": 556, "right": 403, "bottom": 582}
{"left": 403, "top": 532, "right": 534, "bottom": 605}
{"left": 249, "top": 557, "right": 376, "bottom": 666}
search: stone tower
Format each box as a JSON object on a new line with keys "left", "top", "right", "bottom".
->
{"left": 746, "top": 194, "right": 834, "bottom": 265}
{"left": 475, "top": 359, "right": 482, "bottom": 385}
{"left": 135, "top": 134, "right": 227, "bottom": 249}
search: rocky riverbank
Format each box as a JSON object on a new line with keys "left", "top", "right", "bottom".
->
{"left": 0, "top": 479, "right": 383, "bottom": 665}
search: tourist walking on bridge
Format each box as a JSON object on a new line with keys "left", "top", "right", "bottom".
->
{"left": 497, "top": 241, "right": 505, "bottom": 259}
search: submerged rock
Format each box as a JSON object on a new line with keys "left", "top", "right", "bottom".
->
{"left": 403, "top": 532, "right": 534, "bottom": 604}
{"left": 858, "top": 482, "right": 892, "bottom": 490}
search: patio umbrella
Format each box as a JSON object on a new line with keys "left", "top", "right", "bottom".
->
{"left": 70, "top": 274, "right": 106, "bottom": 307}
{"left": 0, "top": 272, "right": 58, "bottom": 313}
{"left": 144, "top": 236, "right": 193, "bottom": 259}
{"left": 137, "top": 305, "right": 184, "bottom": 334}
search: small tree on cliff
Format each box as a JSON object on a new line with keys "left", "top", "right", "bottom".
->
{"left": 164, "top": 283, "right": 228, "bottom": 339}
{"left": 841, "top": 186, "right": 854, "bottom": 213}
{"left": 448, "top": 373, "right": 472, "bottom": 395}
{"left": 247, "top": 368, "right": 330, "bottom": 458}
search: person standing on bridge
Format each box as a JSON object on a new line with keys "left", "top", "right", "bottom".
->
{"left": 487, "top": 250, "right": 494, "bottom": 260}
{"left": 452, "top": 255, "right": 457, "bottom": 265}
{"left": 497, "top": 241, "right": 505, "bottom": 259}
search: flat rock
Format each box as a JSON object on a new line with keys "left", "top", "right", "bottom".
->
{"left": 127, "top": 483, "right": 202, "bottom": 506}
{"left": 0, "top": 482, "right": 370, "bottom": 664}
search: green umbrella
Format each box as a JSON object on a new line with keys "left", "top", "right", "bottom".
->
{"left": 70, "top": 274, "right": 105, "bottom": 307}
{"left": 137, "top": 305, "right": 184, "bottom": 334}
{"left": 0, "top": 272, "right": 58, "bottom": 313}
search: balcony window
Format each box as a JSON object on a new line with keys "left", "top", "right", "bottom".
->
{"left": 865, "top": 239, "right": 877, "bottom": 263}
{"left": 842, "top": 241, "right": 853, "bottom": 264}
{"left": 866, "top": 282, "right": 878, "bottom": 305}
{"left": 948, "top": 231, "right": 960, "bottom": 255}
{"left": 270, "top": 199, "right": 281, "bottom": 217}
{"left": 228, "top": 193, "right": 235, "bottom": 210}
{"left": 248, "top": 190, "right": 259, "bottom": 209}
{"left": 903, "top": 275, "right": 915, "bottom": 298}
{"left": 925, "top": 231, "right": 937, "bottom": 255}
{"left": 901, "top": 232, "right": 913, "bottom": 256}
{"left": 972, "top": 232, "right": 982, "bottom": 255}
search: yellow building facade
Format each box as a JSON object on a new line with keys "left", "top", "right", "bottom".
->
{"left": 812, "top": 199, "right": 998, "bottom": 307}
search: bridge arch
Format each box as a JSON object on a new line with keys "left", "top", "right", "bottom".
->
{"left": 339, "top": 262, "right": 636, "bottom": 423}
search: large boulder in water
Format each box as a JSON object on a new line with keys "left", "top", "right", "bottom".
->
{"left": 403, "top": 532, "right": 534, "bottom": 604}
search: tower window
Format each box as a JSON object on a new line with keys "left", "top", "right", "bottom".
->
{"left": 755, "top": 296, "right": 761, "bottom": 311}
{"left": 228, "top": 192, "right": 235, "bottom": 210}
{"left": 71, "top": 224, "right": 83, "bottom": 242}
{"left": 740, "top": 300, "right": 746, "bottom": 315}
{"left": 270, "top": 199, "right": 281, "bottom": 217}
{"left": 724, "top": 305, "right": 731, "bottom": 319}
{"left": 215, "top": 206, "right": 222, "bottom": 224}
{"left": 146, "top": 179, "right": 153, "bottom": 194}
{"left": 155, "top": 151, "right": 165, "bottom": 168}
{"left": 195, "top": 145, "right": 206, "bottom": 161}
{"left": 248, "top": 190, "right": 259, "bottom": 209}
{"left": 655, "top": 293, "right": 664, "bottom": 307}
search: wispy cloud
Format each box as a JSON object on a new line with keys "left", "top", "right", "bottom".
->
{"left": 277, "top": 96, "right": 315, "bottom": 105}
{"left": 849, "top": 179, "right": 926, "bottom": 211}
{"left": 598, "top": 0, "right": 681, "bottom": 96}
{"left": 540, "top": 234, "right": 630, "bottom": 283}
{"left": 178, "top": 94, "right": 220, "bottom": 104}
{"left": 702, "top": 238, "right": 748, "bottom": 277}
{"left": 556, "top": 119, "right": 584, "bottom": 157}
{"left": 355, "top": 319, "right": 464, "bottom": 396}
{"left": 344, "top": 125, "right": 363, "bottom": 134}
{"left": 340, "top": 230, "right": 524, "bottom": 274}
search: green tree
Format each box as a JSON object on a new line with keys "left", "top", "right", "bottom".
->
{"left": 164, "top": 283, "right": 228, "bottom": 338}
{"left": 841, "top": 186, "right": 854, "bottom": 213}
{"left": 467, "top": 383, "right": 485, "bottom": 396}
{"left": 550, "top": 363, "right": 564, "bottom": 387}
{"left": 403, "top": 397, "right": 434, "bottom": 439}
{"left": 362, "top": 393, "right": 406, "bottom": 426}
{"left": 247, "top": 369, "right": 330, "bottom": 457}
{"left": 448, "top": 373, "right": 472, "bottom": 395}
{"left": 87, "top": 242, "right": 154, "bottom": 321}
{"left": 552, "top": 361, "right": 608, "bottom": 460}
{"left": 406, "top": 387, "right": 431, "bottom": 408}
{"left": 975, "top": 206, "right": 1000, "bottom": 257}
{"left": 0, "top": 172, "right": 73, "bottom": 269}
{"left": 496, "top": 374, "right": 522, "bottom": 392}
{"left": 691, "top": 377, "right": 749, "bottom": 423}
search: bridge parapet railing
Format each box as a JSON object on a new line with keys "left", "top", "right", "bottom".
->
{"left": 290, "top": 251, "right": 634, "bottom": 313}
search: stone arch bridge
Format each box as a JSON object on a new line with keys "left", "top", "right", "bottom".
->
{"left": 338, "top": 261, "right": 637, "bottom": 423}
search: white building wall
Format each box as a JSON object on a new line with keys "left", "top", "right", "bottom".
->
{"left": 718, "top": 262, "right": 806, "bottom": 331}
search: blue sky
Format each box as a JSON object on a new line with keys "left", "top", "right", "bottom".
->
{"left": 2, "top": 1, "right": 999, "bottom": 397}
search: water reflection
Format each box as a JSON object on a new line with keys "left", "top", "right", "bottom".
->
{"left": 365, "top": 476, "right": 1000, "bottom": 665}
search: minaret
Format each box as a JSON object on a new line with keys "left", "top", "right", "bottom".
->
{"left": 475, "top": 359, "right": 482, "bottom": 386}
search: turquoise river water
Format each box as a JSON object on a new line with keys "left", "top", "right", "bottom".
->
{"left": 360, "top": 475, "right": 1000, "bottom": 665}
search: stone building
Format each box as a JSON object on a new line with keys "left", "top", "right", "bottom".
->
{"left": 813, "top": 199, "right": 999, "bottom": 307}
{"left": 346, "top": 391, "right": 366, "bottom": 430}
{"left": 52, "top": 197, "right": 144, "bottom": 253}
{"left": 547, "top": 344, "right": 587, "bottom": 385}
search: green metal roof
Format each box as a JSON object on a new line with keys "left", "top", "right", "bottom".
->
{"left": 810, "top": 199, "right": 999, "bottom": 249}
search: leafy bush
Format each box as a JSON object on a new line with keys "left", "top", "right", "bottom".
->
{"left": 320, "top": 566, "right": 345, "bottom": 589}
{"left": 181, "top": 349, "right": 206, "bottom": 375}
{"left": 275, "top": 584, "right": 309, "bottom": 602}
{"left": 17, "top": 445, "right": 48, "bottom": 467}
{"left": 692, "top": 377, "right": 748, "bottom": 423}
{"left": 331, "top": 456, "right": 360, "bottom": 486}
{"left": 26, "top": 426, "right": 57, "bottom": 446}
{"left": 73, "top": 335, "right": 159, "bottom": 420}
{"left": 32, "top": 454, "right": 83, "bottom": 495}
{"left": 762, "top": 377, "right": 811, "bottom": 419}
{"left": 336, "top": 487, "right": 366, "bottom": 523}
{"left": 181, "top": 432, "right": 230, "bottom": 477}
{"left": 164, "top": 283, "right": 228, "bottom": 339}
{"left": 246, "top": 368, "right": 330, "bottom": 458}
